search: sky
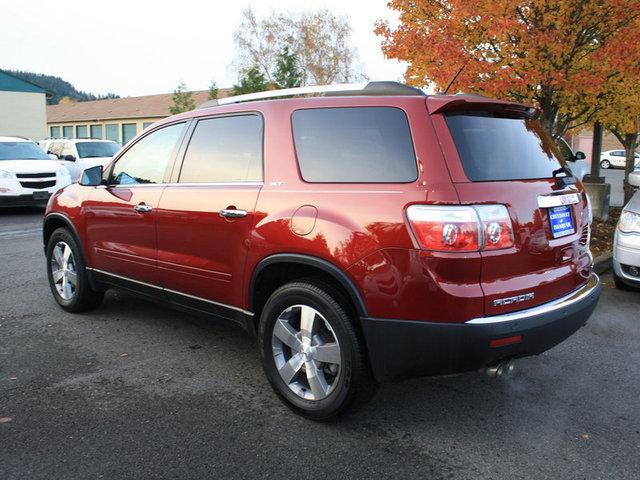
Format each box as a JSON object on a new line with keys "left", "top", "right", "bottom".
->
{"left": 0, "top": 0, "right": 406, "bottom": 97}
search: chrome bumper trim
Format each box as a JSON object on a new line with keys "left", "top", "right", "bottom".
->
{"left": 466, "top": 273, "right": 599, "bottom": 325}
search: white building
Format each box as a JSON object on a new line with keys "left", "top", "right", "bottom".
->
{"left": 0, "top": 70, "right": 48, "bottom": 140}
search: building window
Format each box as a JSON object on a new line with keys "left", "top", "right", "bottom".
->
{"left": 62, "top": 126, "right": 73, "bottom": 138}
{"left": 90, "top": 125, "right": 103, "bottom": 139}
{"left": 105, "top": 124, "right": 119, "bottom": 143}
{"left": 143, "top": 122, "right": 154, "bottom": 130}
{"left": 76, "top": 125, "right": 88, "bottom": 138}
{"left": 122, "top": 123, "right": 137, "bottom": 145}
{"left": 50, "top": 126, "right": 60, "bottom": 138}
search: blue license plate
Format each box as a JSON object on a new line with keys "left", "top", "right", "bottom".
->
{"left": 549, "top": 205, "right": 575, "bottom": 238}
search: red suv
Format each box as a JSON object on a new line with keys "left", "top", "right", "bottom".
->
{"left": 43, "top": 82, "right": 601, "bottom": 420}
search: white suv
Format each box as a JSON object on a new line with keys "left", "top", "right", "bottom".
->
{"left": 44, "top": 139, "right": 120, "bottom": 181}
{"left": 0, "top": 136, "right": 72, "bottom": 207}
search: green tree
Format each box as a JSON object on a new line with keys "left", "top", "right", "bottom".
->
{"left": 169, "top": 81, "right": 195, "bottom": 114}
{"left": 233, "top": 67, "right": 268, "bottom": 95}
{"left": 273, "top": 46, "right": 303, "bottom": 89}
{"left": 208, "top": 79, "right": 219, "bottom": 100}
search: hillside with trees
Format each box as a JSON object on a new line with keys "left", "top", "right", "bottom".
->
{"left": 3, "top": 69, "right": 119, "bottom": 105}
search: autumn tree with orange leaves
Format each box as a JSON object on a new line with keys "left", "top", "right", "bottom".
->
{"left": 376, "top": 1, "right": 640, "bottom": 141}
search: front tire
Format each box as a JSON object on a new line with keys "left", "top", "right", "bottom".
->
{"left": 258, "top": 281, "right": 377, "bottom": 420}
{"left": 46, "top": 227, "right": 104, "bottom": 312}
{"left": 600, "top": 159, "right": 611, "bottom": 169}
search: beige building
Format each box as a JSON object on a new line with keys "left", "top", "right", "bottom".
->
{"left": 0, "top": 70, "right": 48, "bottom": 140}
{"left": 47, "top": 89, "right": 231, "bottom": 145}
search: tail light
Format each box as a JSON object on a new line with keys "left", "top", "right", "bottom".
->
{"left": 406, "top": 204, "right": 514, "bottom": 252}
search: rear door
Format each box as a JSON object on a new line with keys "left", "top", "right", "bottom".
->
{"left": 430, "top": 104, "right": 592, "bottom": 316}
{"left": 155, "top": 114, "right": 263, "bottom": 319}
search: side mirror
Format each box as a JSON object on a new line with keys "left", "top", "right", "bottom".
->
{"left": 64, "top": 154, "right": 76, "bottom": 162}
{"left": 48, "top": 153, "right": 57, "bottom": 160}
{"left": 629, "top": 171, "right": 640, "bottom": 188}
{"left": 574, "top": 151, "right": 586, "bottom": 160}
{"left": 80, "top": 165, "right": 104, "bottom": 186}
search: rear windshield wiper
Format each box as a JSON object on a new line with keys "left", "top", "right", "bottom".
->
{"left": 552, "top": 166, "right": 576, "bottom": 188}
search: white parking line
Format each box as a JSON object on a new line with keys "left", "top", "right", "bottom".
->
{"left": 0, "top": 227, "right": 42, "bottom": 237}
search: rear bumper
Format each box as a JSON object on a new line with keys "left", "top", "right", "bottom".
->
{"left": 361, "top": 273, "right": 601, "bottom": 382}
{"left": 0, "top": 193, "right": 51, "bottom": 207}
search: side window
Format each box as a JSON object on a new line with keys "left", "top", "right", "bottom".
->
{"left": 178, "top": 115, "right": 263, "bottom": 183}
{"left": 110, "top": 123, "right": 184, "bottom": 186}
{"left": 292, "top": 107, "right": 418, "bottom": 183}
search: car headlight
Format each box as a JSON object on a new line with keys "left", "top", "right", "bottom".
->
{"left": 0, "top": 169, "right": 16, "bottom": 180}
{"left": 618, "top": 210, "right": 640, "bottom": 234}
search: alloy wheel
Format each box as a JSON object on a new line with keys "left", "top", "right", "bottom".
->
{"left": 50, "top": 241, "right": 77, "bottom": 300}
{"left": 271, "top": 304, "right": 342, "bottom": 401}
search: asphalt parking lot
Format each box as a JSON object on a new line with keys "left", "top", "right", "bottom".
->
{"left": 1, "top": 208, "right": 639, "bottom": 480}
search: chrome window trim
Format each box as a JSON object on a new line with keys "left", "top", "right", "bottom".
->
{"left": 87, "top": 267, "right": 253, "bottom": 316}
{"left": 466, "top": 273, "right": 599, "bottom": 325}
{"left": 97, "top": 182, "right": 264, "bottom": 188}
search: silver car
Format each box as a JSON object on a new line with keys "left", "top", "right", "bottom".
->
{"left": 614, "top": 171, "right": 640, "bottom": 289}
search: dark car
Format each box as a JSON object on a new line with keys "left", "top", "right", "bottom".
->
{"left": 42, "top": 82, "right": 601, "bottom": 420}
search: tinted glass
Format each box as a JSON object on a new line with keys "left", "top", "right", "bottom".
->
{"left": 122, "top": 123, "right": 137, "bottom": 145}
{"left": 556, "top": 139, "right": 573, "bottom": 162}
{"left": 76, "top": 125, "right": 88, "bottom": 138}
{"left": 445, "top": 113, "right": 562, "bottom": 181}
{"left": 179, "top": 115, "right": 263, "bottom": 183}
{"left": 50, "top": 126, "right": 60, "bottom": 138}
{"left": 105, "top": 124, "right": 119, "bottom": 143}
{"left": 76, "top": 141, "right": 120, "bottom": 158}
{"left": 292, "top": 107, "right": 417, "bottom": 183}
{"left": 62, "top": 126, "right": 73, "bottom": 138}
{"left": 0, "top": 142, "right": 49, "bottom": 160}
{"left": 90, "top": 124, "right": 103, "bottom": 139}
{"left": 111, "top": 123, "right": 184, "bottom": 185}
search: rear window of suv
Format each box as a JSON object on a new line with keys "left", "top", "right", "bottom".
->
{"left": 445, "top": 113, "right": 562, "bottom": 181}
{"left": 292, "top": 107, "right": 418, "bottom": 183}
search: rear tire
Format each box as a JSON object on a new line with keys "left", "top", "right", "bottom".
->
{"left": 258, "top": 280, "right": 377, "bottom": 421}
{"left": 46, "top": 227, "right": 104, "bottom": 312}
{"left": 600, "top": 159, "right": 611, "bottom": 169}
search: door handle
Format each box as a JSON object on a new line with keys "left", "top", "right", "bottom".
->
{"left": 134, "top": 203, "right": 153, "bottom": 213}
{"left": 219, "top": 208, "right": 247, "bottom": 218}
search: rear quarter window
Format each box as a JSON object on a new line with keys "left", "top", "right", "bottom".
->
{"left": 292, "top": 107, "right": 418, "bottom": 183}
{"left": 445, "top": 113, "right": 562, "bottom": 181}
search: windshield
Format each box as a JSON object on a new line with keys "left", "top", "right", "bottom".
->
{"left": 0, "top": 141, "right": 50, "bottom": 161}
{"left": 76, "top": 142, "right": 120, "bottom": 159}
{"left": 445, "top": 113, "right": 563, "bottom": 181}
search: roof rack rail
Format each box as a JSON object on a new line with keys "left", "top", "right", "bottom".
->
{"left": 197, "top": 81, "right": 425, "bottom": 109}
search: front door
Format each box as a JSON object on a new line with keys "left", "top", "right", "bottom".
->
{"left": 83, "top": 122, "right": 186, "bottom": 286}
{"left": 156, "top": 114, "right": 264, "bottom": 319}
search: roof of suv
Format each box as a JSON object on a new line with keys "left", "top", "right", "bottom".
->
{"left": 0, "top": 136, "right": 32, "bottom": 142}
{"left": 185, "top": 81, "right": 536, "bottom": 121}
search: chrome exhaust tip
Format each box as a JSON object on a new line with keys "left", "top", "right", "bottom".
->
{"left": 485, "top": 359, "right": 515, "bottom": 378}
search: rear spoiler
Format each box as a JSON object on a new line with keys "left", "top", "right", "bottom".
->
{"left": 427, "top": 95, "right": 539, "bottom": 119}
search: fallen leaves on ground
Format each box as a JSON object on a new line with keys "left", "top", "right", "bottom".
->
{"left": 590, "top": 208, "right": 621, "bottom": 258}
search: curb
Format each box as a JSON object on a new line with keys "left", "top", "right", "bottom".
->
{"left": 593, "top": 253, "right": 613, "bottom": 274}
